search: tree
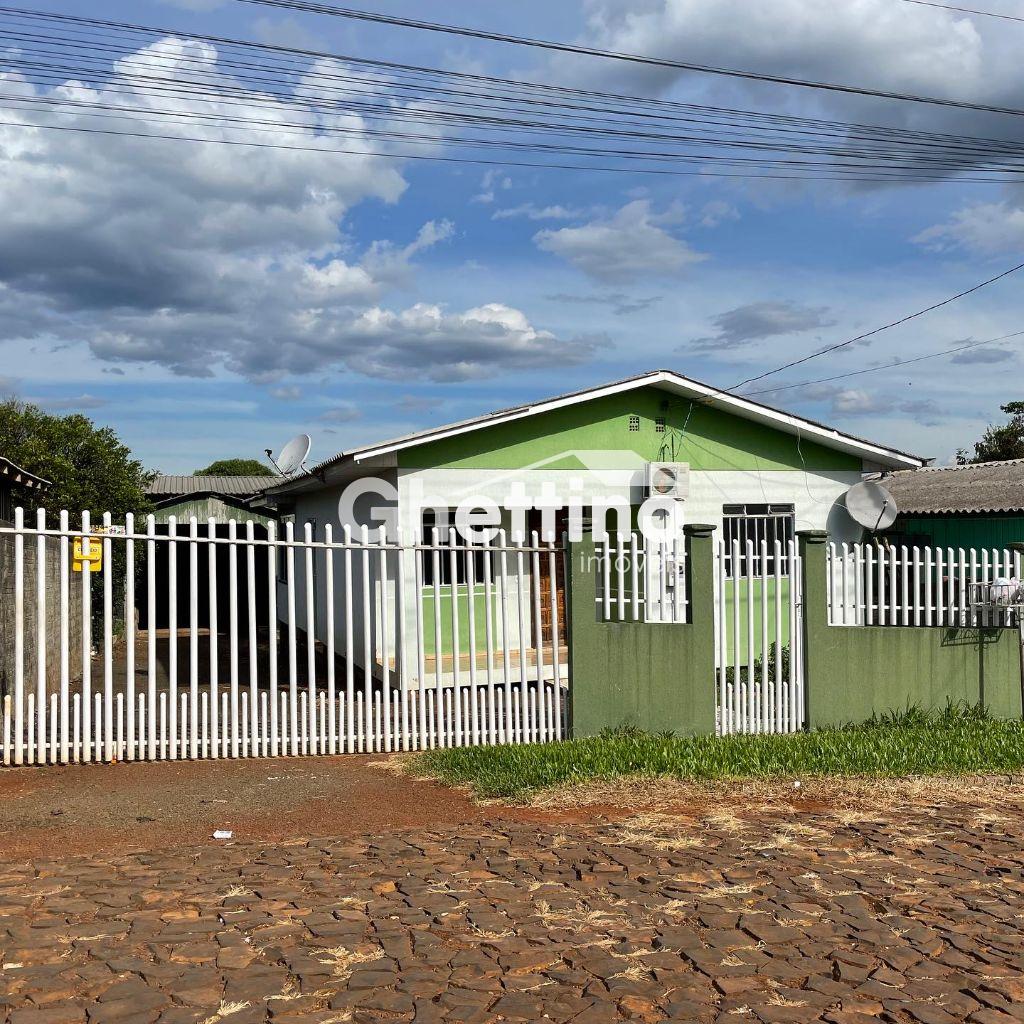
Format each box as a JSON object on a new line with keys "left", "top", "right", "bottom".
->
{"left": 0, "top": 399, "right": 151, "bottom": 518}
{"left": 966, "top": 401, "right": 1024, "bottom": 464}
{"left": 193, "top": 458, "right": 273, "bottom": 476}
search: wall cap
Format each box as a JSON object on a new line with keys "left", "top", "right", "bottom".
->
{"left": 797, "top": 529, "right": 829, "bottom": 544}
{"left": 684, "top": 523, "right": 716, "bottom": 537}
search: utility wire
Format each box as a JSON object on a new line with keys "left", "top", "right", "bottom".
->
{"left": 731, "top": 261, "right": 1024, "bottom": 390}
{"left": 745, "top": 329, "right": 1024, "bottom": 395}
{"left": 234, "top": 0, "right": 1024, "bottom": 121}
{"left": 899, "top": 0, "right": 1024, "bottom": 23}
{"left": 3, "top": 8, "right": 1024, "bottom": 182}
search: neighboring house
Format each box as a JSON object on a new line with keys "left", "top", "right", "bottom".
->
{"left": 142, "top": 475, "right": 277, "bottom": 630}
{"left": 0, "top": 456, "right": 82, "bottom": 701}
{"left": 882, "top": 458, "right": 1024, "bottom": 549}
{"left": 264, "top": 369, "right": 926, "bottom": 681}
{"left": 146, "top": 475, "right": 277, "bottom": 526}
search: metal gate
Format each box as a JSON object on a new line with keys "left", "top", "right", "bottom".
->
{"left": 1, "top": 508, "right": 568, "bottom": 766}
{"left": 713, "top": 538, "right": 804, "bottom": 734}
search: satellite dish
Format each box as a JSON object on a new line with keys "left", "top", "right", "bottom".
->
{"left": 845, "top": 480, "right": 898, "bottom": 532}
{"left": 267, "top": 433, "right": 311, "bottom": 476}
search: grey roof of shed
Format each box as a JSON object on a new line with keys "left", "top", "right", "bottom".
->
{"left": 883, "top": 459, "right": 1024, "bottom": 515}
{"left": 146, "top": 475, "right": 275, "bottom": 499}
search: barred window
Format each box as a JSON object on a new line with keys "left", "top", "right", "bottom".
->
{"left": 655, "top": 416, "right": 666, "bottom": 433}
{"left": 628, "top": 414, "right": 641, "bottom": 432}
{"left": 722, "top": 504, "right": 795, "bottom": 577}
{"left": 421, "top": 509, "right": 487, "bottom": 586}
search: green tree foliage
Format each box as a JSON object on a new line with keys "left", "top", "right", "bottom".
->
{"left": 967, "top": 401, "right": 1024, "bottom": 464}
{"left": 0, "top": 399, "right": 151, "bottom": 517}
{"left": 193, "top": 458, "right": 273, "bottom": 477}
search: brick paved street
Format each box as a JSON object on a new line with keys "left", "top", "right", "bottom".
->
{"left": 3, "top": 784, "right": 1024, "bottom": 1023}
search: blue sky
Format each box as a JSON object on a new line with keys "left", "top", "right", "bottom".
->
{"left": 5, "top": 0, "right": 1024, "bottom": 471}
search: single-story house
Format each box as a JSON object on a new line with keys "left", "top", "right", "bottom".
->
{"left": 881, "top": 458, "right": 1024, "bottom": 549}
{"left": 146, "top": 474, "right": 277, "bottom": 526}
{"left": 263, "top": 370, "right": 926, "bottom": 683}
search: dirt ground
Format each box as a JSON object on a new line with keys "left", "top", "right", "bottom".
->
{"left": 0, "top": 755, "right": 510, "bottom": 861}
{"left": 4, "top": 768, "right": 1024, "bottom": 1022}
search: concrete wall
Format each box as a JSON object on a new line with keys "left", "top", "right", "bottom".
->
{"left": 0, "top": 530, "right": 84, "bottom": 701}
{"left": 567, "top": 525, "right": 717, "bottom": 737}
{"left": 799, "top": 531, "right": 1023, "bottom": 725}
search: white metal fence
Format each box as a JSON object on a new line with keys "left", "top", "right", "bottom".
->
{"left": 714, "top": 539, "right": 804, "bottom": 735}
{"left": 1, "top": 508, "right": 567, "bottom": 766}
{"left": 828, "top": 542, "right": 1021, "bottom": 627}
{"left": 594, "top": 533, "right": 688, "bottom": 623}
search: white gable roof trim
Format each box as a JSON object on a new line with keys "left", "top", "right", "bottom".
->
{"left": 268, "top": 370, "right": 926, "bottom": 495}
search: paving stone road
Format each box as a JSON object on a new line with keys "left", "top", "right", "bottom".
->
{"left": 2, "top": 798, "right": 1024, "bottom": 1023}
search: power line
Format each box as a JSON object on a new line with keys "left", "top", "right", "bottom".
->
{"left": 731, "top": 260, "right": 1024, "bottom": 390}
{"left": 235, "top": 0, "right": 1024, "bottom": 121}
{"left": 745, "top": 329, "right": 1024, "bottom": 395}
{"left": 899, "top": 0, "right": 1024, "bottom": 23}
{"left": 4, "top": 8, "right": 1024, "bottom": 183}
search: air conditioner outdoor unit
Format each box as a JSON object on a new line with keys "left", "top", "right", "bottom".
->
{"left": 645, "top": 461, "right": 689, "bottom": 499}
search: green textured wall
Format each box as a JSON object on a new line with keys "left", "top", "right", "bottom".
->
{"left": 400, "top": 386, "right": 862, "bottom": 473}
{"left": 894, "top": 514, "right": 1024, "bottom": 550}
{"left": 800, "top": 532, "right": 1023, "bottom": 726}
{"left": 567, "top": 526, "right": 718, "bottom": 737}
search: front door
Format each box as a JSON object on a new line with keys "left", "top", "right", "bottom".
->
{"left": 527, "top": 509, "right": 567, "bottom": 647}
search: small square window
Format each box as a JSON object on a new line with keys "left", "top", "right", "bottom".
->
{"left": 655, "top": 416, "right": 666, "bottom": 433}
{"left": 628, "top": 414, "right": 640, "bottom": 432}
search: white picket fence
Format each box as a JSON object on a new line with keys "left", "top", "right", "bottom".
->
{"left": 1, "top": 508, "right": 567, "bottom": 766}
{"left": 828, "top": 542, "right": 1022, "bottom": 627}
{"left": 713, "top": 539, "right": 804, "bottom": 735}
{"left": 594, "top": 532, "right": 688, "bottom": 623}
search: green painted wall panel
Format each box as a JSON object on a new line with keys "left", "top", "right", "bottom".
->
{"left": 400, "top": 386, "right": 861, "bottom": 473}
{"left": 895, "top": 514, "right": 1024, "bottom": 551}
{"left": 800, "top": 533, "right": 1023, "bottom": 726}
{"left": 568, "top": 529, "right": 717, "bottom": 737}
{"left": 420, "top": 586, "right": 494, "bottom": 657}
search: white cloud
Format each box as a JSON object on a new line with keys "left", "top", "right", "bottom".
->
{"left": 691, "top": 300, "right": 833, "bottom": 350}
{"left": 574, "top": 0, "right": 986, "bottom": 103}
{"left": 533, "top": 200, "right": 705, "bottom": 283}
{"left": 493, "top": 203, "right": 587, "bottom": 221}
{"left": 320, "top": 403, "right": 361, "bottom": 423}
{"left": 0, "top": 40, "right": 576, "bottom": 384}
{"left": 913, "top": 202, "right": 1024, "bottom": 255}
{"left": 699, "top": 200, "right": 741, "bottom": 228}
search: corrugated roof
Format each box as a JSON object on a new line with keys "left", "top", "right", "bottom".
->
{"left": 884, "top": 459, "right": 1024, "bottom": 515}
{"left": 0, "top": 455, "right": 50, "bottom": 491}
{"left": 146, "top": 475, "right": 275, "bottom": 498}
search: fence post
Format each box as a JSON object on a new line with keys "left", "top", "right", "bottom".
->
{"left": 797, "top": 530, "right": 828, "bottom": 728}
{"left": 1009, "top": 542, "right": 1024, "bottom": 717}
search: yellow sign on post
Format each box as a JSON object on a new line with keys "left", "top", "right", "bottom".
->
{"left": 73, "top": 536, "right": 102, "bottom": 573}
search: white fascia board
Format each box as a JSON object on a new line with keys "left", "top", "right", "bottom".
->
{"left": 351, "top": 371, "right": 924, "bottom": 470}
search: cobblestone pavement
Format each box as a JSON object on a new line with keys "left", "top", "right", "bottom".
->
{"left": 2, "top": 797, "right": 1024, "bottom": 1024}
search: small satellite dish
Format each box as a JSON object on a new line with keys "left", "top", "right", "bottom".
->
{"left": 267, "top": 433, "right": 311, "bottom": 476}
{"left": 845, "top": 480, "right": 898, "bottom": 532}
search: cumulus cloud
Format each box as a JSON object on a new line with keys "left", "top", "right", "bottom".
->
{"left": 801, "top": 384, "right": 942, "bottom": 425}
{"left": 690, "top": 300, "right": 833, "bottom": 350}
{"left": 913, "top": 203, "right": 1024, "bottom": 254}
{"left": 951, "top": 346, "right": 1016, "bottom": 364}
{"left": 493, "top": 203, "right": 588, "bottom": 221}
{"left": 0, "top": 40, "right": 575, "bottom": 384}
{"left": 546, "top": 292, "right": 662, "bottom": 316}
{"left": 320, "top": 403, "right": 361, "bottom": 423}
{"left": 699, "top": 200, "right": 741, "bottom": 228}
{"left": 534, "top": 200, "right": 705, "bottom": 283}
{"left": 339, "top": 304, "right": 605, "bottom": 381}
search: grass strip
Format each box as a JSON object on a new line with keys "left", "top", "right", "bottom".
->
{"left": 413, "top": 703, "right": 1024, "bottom": 800}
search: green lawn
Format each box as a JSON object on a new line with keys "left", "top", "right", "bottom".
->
{"left": 414, "top": 704, "right": 1024, "bottom": 800}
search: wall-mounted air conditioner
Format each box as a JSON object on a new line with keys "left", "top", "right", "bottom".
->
{"left": 644, "top": 461, "right": 689, "bottom": 499}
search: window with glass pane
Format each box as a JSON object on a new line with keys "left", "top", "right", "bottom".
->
{"left": 722, "top": 503, "right": 795, "bottom": 577}
{"left": 421, "top": 508, "right": 488, "bottom": 586}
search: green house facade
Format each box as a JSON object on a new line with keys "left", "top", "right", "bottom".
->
{"left": 266, "top": 371, "right": 924, "bottom": 684}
